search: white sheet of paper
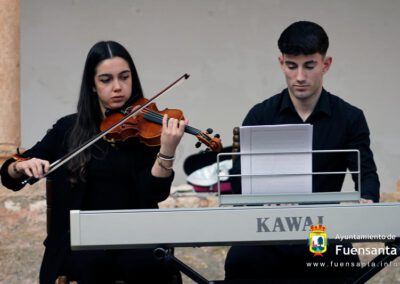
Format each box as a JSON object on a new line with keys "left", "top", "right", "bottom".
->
{"left": 240, "top": 124, "right": 313, "bottom": 195}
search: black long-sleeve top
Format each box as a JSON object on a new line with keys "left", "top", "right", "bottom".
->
{"left": 0, "top": 114, "right": 174, "bottom": 282}
{"left": 231, "top": 88, "right": 380, "bottom": 202}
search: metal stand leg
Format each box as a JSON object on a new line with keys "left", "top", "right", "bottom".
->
{"left": 350, "top": 240, "right": 400, "bottom": 284}
{"left": 154, "top": 247, "right": 214, "bottom": 284}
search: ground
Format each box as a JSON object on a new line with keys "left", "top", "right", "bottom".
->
{"left": 0, "top": 181, "right": 399, "bottom": 283}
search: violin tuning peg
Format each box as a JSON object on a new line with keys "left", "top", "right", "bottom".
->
{"left": 214, "top": 134, "right": 220, "bottom": 138}
{"left": 206, "top": 128, "right": 213, "bottom": 134}
{"left": 195, "top": 142, "right": 202, "bottom": 148}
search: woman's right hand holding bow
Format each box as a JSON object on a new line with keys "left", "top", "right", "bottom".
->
{"left": 9, "top": 158, "right": 50, "bottom": 179}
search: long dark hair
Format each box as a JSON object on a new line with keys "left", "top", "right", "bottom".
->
{"left": 67, "top": 41, "right": 143, "bottom": 181}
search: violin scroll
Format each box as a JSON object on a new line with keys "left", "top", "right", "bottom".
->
{"left": 195, "top": 130, "right": 223, "bottom": 152}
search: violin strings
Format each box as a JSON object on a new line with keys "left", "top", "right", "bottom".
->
{"left": 140, "top": 108, "right": 211, "bottom": 141}
{"left": 142, "top": 108, "right": 204, "bottom": 138}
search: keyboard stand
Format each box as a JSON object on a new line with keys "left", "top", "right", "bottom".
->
{"left": 154, "top": 247, "right": 215, "bottom": 284}
{"left": 351, "top": 238, "right": 400, "bottom": 283}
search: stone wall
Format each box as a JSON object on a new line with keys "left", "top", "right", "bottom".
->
{"left": 0, "top": 0, "right": 20, "bottom": 164}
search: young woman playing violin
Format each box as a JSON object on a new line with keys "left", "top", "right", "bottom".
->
{"left": 0, "top": 41, "right": 187, "bottom": 284}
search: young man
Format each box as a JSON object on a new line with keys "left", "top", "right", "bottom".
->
{"left": 225, "top": 21, "right": 380, "bottom": 282}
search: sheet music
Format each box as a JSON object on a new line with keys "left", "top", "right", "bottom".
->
{"left": 240, "top": 124, "right": 313, "bottom": 195}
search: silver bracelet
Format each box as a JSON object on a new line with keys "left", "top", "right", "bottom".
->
{"left": 157, "top": 152, "right": 175, "bottom": 161}
{"left": 157, "top": 156, "right": 173, "bottom": 171}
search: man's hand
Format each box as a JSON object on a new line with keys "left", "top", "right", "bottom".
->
{"left": 360, "top": 198, "right": 373, "bottom": 204}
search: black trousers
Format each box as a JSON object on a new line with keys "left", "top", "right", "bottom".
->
{"left": 225, "top": 243, "right": 362, "bottom": 283}
{"left": 61, "top": 248, "right": 180, "bottom": 284}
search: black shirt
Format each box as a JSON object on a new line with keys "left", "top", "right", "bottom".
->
{"left": 0, "top": 114, "right": 174, "bottom": 282}
{"left": 232, "top": 88, "right": 380, "bottom": 202}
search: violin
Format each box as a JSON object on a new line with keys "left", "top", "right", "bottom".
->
{"left": 22, "top": 74, "right": 221, "bottom": 185}
{"left": 100, "top": 97, "right": 223, "bottom": 152}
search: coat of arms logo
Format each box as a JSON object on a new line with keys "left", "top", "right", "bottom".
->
{"left": 308, "top": 224, "right": 328, "bottom": 257}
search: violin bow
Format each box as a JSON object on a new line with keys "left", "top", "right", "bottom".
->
{"left": 22, "top": 73, "right": 190, "bottom": 185}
